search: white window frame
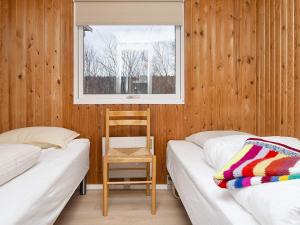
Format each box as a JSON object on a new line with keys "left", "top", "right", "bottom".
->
{"left": 73, "top": 25, "right": 184, "bottom": 105}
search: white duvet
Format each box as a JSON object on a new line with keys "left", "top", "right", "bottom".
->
{"left": 231, "top": 180, "right": 300, "bottom": 225}
{"left": 0, "top": 139, "right": 89, "bottom": 225}
{"left": 202, "top": 135, "right": 300, "bottom": 225}
{"left": 0, "top": 144, "right": 41, "bottom": 186}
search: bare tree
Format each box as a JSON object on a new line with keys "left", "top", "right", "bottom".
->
{"left": 84, "top": 44, "right": 101, "bottom": 77}
{"left": 121, "top": 49, "right": 148, "bottom": 93}
{"left": 85, "top": 34, "right": 175, "bottom": 78}
{"left": 97, "top": 35, "right": 118, "bottom": 77}
{"left": 151, "top": 41, "right": 175, "bottom": 76}
{"left": 121, "top": 50, "right": 148, "bottom": 77}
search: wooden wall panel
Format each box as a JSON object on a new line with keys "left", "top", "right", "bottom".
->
{"left": 256, "top": 0, "right": 300, "bottom": 138}
{"left": 1, "top": 0, "right": 258, "bottom": 184}
{"left": 0, "top": 0, "right": 9, "bottom": 132}
{"left": 296, "top": 0, "right": 300, "bottom": 138}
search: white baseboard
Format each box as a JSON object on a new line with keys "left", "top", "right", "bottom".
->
{"left": 87, "top": 184, "right": 168, "bottom": 190}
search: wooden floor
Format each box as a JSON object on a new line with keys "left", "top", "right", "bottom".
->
{"left": 55, "top": 190, "right": 192, "bottom": 225}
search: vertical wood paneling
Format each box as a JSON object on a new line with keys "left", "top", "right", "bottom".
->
{"left": 281, "top": 0, "right": 287, "bottom": 135}
{"left": 8, "top": 0, "right": 18, "bottom": 129}
{"left": 0, "top": 0, "right": 10, "bottom": 131}
{"left": 270, "top": 0, "right": 276, "bottom": 134}
{"left": 256, "top": 0, "right": 299, "bottom": 138}
{"left": 35, "top": 0, "right": 46, "bottom": 125}
{"left": 295, "top": 0, "right": 300, "bottom": 138}
{"left": 241, "top": 0, "right": 257, "bottom": 131}
{"left": 287, "top": 0, "right": 295, "bottom": 136}
{"left": 25, "top": 0, "right": 34, "bottom": 127}
{"left": 15, "top": 0, "right": 27, "bottom": 128}
{"left": 274, "top": 0, "right": 281, "bottom": 135}
{"left": 256, "top": 0, "right": 266, "bottom": 135}
{"left": 265, "top": 0, "right": 271, "bottom": 135}
{"left": 3, "top": 0, "right": 293, "bottom": 184}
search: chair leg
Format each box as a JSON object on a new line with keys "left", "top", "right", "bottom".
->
{"left": 103, "top": 157, "right": 108, "bottom": 216}
{"left": 146, "top": 162, "right": 150, "bottom": 196}
{"left": 151, "top": 156, "right": 156, "bottom": 215}
{"left": 107, "top": 163, "right": 109, "bottom": 197}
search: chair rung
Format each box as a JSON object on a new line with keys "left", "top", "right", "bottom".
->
{"left": 107, "top": 181, "right": 152, "bottom": 185}
{"left": 109, "top": 120, "right": 147, "bottom": 126}
{"left": 109, "top": 167, "right": 146, "bottom": 171}
{"left": 109, "top": 111, "right": 148, "bottom": 117}
{"left": 108, "top": 157, "right": 153, "bottom": 163}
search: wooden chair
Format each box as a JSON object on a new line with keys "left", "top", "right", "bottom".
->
{"left": 102, "top": 108, "right": 156, "bottom": 216}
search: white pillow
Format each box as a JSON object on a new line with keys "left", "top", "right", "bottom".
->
{"left": 203, "top": 135, "right": 300, "bottom": 171}
{"left": 262, "top": 136, "right": 300, "bottom": 149}
{"left": 185, "top": 130, "right": 248, "bottom": 148}
{"left": 0, "top": 144, "right": 41, "bottom": 186}
{"left": 0, "top": 127, "right": 79, "bottom": 148}
{"left": 203, "top": 134, "right": 255, "bottom": 171}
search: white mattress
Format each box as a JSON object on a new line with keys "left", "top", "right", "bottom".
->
{"left": 167, "top": 140, "right": 259, "bottom": 225}
{"left": 0, "top": 138, "right": 90, "bottom": 225}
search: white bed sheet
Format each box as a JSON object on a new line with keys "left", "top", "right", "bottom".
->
{"left": 167, "top": 140, "right": 259, "bottom": 225}
{"left": 0, "top": 138, "right": 90, "bottom": 225}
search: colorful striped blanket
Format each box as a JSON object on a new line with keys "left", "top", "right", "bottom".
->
{"left": 214, "top": 138, "right": 300, "bottom": 189}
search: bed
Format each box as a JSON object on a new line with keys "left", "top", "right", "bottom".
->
{"left": 0, "top": 138, "right": 90, "bottom": 225}
{"left": 167, "top": 140, "right": 259, "bottom": 225}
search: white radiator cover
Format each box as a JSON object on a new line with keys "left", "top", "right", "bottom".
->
{"left": 102, "top": 136, "right": 154, "bottom": 178}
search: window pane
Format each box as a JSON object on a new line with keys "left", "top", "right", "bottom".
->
{"left": 83, "top": 25, "right": 176, "bottom": 95}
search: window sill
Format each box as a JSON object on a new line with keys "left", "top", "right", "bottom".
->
{"left": 73, "top": 97, "right": 185, "bottom": 105}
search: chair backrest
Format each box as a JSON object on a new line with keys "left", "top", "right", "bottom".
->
{"left": 105, "top": 108, "right": 151, "bottom": 156}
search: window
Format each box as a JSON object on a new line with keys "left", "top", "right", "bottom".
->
{"left": 73, "top": 0, "right": 184, "bottom": 104}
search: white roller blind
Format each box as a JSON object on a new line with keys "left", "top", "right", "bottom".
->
{"left": 74, "top": 0, "right": 184, "bottom": 26}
